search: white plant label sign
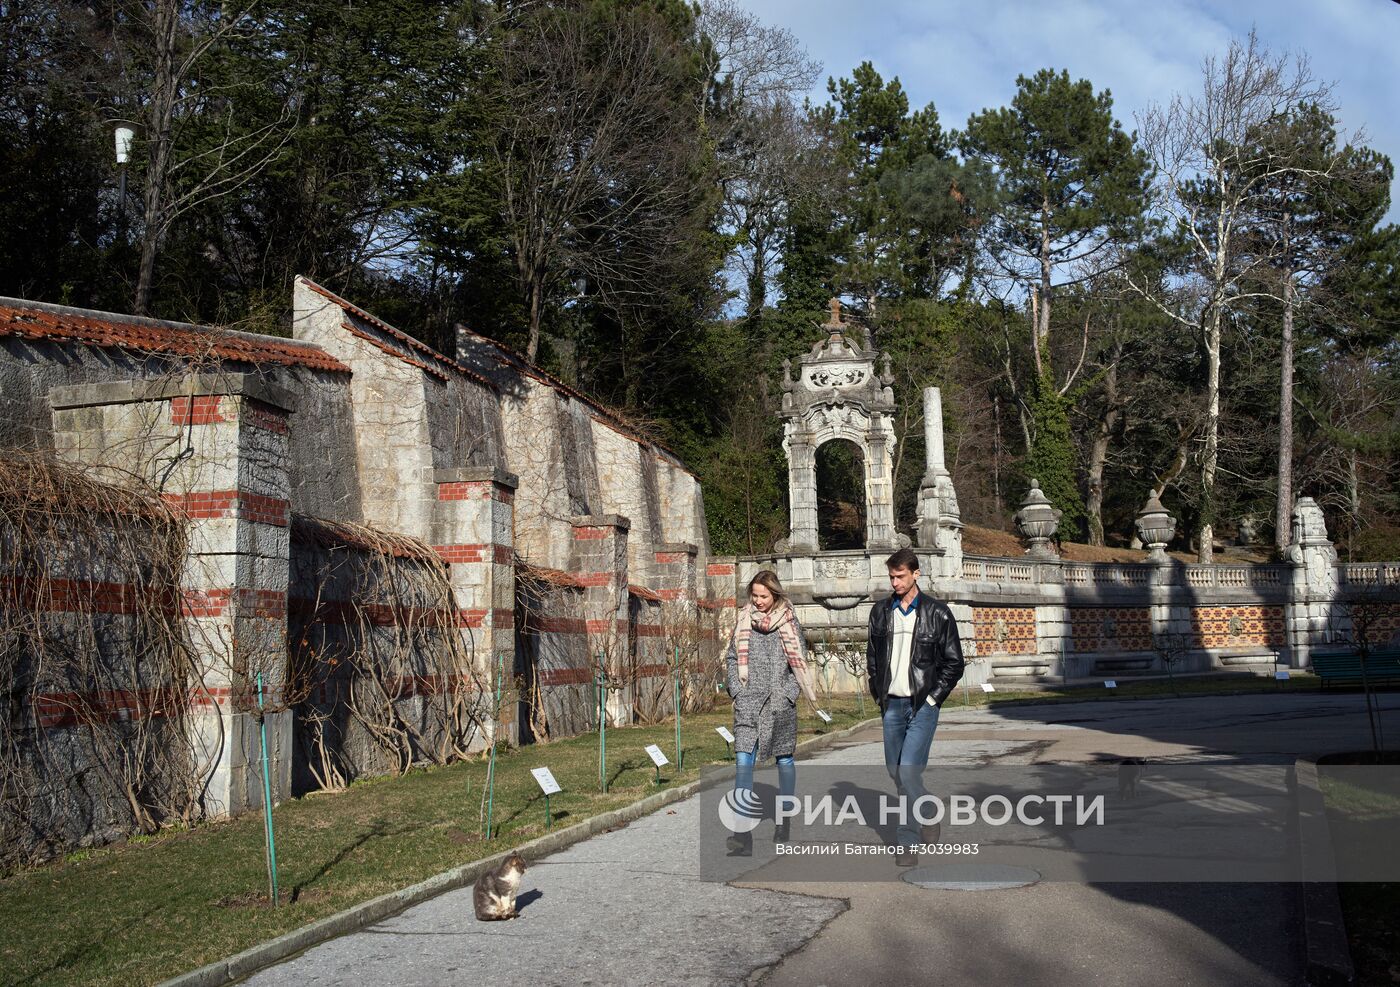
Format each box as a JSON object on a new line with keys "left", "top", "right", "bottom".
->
{"left": 715, "top": 726, "right": 735, "bottom": 743}
{"left": 645, "top": 744, "right": 669, "bottom": 767}
{"left": 531, "top": 767, "right": 561, "bottom": 796}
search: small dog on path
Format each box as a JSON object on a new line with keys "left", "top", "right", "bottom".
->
{"left": 473, "top": 851, "right": 527, "bottom": 921}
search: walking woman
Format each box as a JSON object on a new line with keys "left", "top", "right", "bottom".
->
{"left": 725, "top": 569, "right": 819, "bottom": 849}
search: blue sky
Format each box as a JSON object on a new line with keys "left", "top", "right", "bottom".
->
{"left": 740, "top": 0, "right": 1400, "bottom": 223}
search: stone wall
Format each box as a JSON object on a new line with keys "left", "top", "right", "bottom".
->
{"left": 1, "top": 283, "right": 722, "bottom": 860}
{"left": 0, "top": 485, "right": 194, "bottom": 863}
{"left": 731, "top": 505, "right": 1400, "bottom": 694}
{"left": 288, "top": 516, "right": 490, "bottom": 794}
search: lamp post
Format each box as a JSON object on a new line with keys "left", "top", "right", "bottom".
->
{"left": 1015, "top": 479, "right": 1061, "bottom": 559}
{"left": 113, "top": 123, "right": 135, "bottom": 244}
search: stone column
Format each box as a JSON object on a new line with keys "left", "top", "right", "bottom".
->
{"left": 430, "top": 466, "right": 518, "bottom": 749}
{"left": 865, "top": 420, "right": 898, "bottom": 549}
{"left": 916, "top": 387, "right": 963, "bottom": 578}
{"left": 654, "top": 542, "right": 698, "bottom": 605}
{"left": 785, "top": 430, "right": 818, "bottom": 552}
{"left": 571, "top": 514, "right": 631, "bottom": 723}
{"left": 51, "top": 374, "right": 295, "bottom": 818}
{"left": 923, "top": 386, "right": 947, "bottom": 478}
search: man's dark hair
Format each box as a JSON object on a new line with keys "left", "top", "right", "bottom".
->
{"left": 885, "top": 547, "right": 921, "bottom": 572}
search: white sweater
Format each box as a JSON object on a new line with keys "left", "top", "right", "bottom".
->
{"left": 886, "top": 602, "right": 918, "bottom": 697}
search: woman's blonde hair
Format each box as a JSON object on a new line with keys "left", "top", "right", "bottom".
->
{"left": 746, "top": 569, "right": 788, "bottom": 610}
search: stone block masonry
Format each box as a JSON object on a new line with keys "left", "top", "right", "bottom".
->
{"left": 50, "top": 373, "right": 295, "bottom": 819}
{"left": 1, "top": 283, "right": 713, "bottom": 861}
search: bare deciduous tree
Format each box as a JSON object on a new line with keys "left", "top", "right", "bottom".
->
{"left": 116, "top": 0, "right": 290, "bottom": 313}
{"left": 493, "top": 5, "right": 713, "bottom": 363}
{"left": 697, "top": 0, "right": 824, "bottom": 321}
{"left": 1133, "top": 31, "right": 1337, "bottom": 561}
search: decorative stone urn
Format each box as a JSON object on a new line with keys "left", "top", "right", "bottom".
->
{"left": 1135, "top": 492, "right": 1177, "bottom": 563}
{"left": 1015, "top": 479, "right": 1061, "bottom": 559}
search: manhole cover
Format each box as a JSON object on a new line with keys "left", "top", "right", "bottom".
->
{"left": 901, "top": 863, "right": 1040, "bottom": 891}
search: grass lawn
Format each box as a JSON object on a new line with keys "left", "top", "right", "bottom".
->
{"left": 0, "top": 673, "right": 1350, "bottom": 985}
{"left": 0, "top": 698, "right": 869, "bottom": 987}
{"left": 1319, "top": 752, "right": 1400, "bottom": 986}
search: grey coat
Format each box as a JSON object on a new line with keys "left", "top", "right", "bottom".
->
{"left": 725, "top": 613, "right": 806, "bottom": 761}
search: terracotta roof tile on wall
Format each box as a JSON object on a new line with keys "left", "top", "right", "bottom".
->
{"left": 0, "top": 298, "right": 350, "bottom": 373}
{"left": 455, "top": 322, "right": 697, "bottom": 477}
{"left": 298, "top": 277, "right": 496, "bottom": 390}
{"left": 516, "top": 562, "right": 586, "bottom": 590}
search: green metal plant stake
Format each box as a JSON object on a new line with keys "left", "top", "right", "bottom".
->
{"left": 673, "top": 646, "right": 683, "bottom": 771}
{"left": 485, "top": 654, "right": 503, "bottom": 840}
{"left": 596, "top": 658, "right": 608, "bottom": 793}
{"left": 255, "top": 672, "right": 279, "bottom": 907}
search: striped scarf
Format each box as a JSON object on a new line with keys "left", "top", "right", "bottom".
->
{"left": 734, "top": 603, "right": 805, "bottom": 673}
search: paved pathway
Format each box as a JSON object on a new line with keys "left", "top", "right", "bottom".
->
{"left": 244, "top": 692, "right": 1396, "bottom": 986}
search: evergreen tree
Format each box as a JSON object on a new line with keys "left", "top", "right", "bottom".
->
{"left": 962, "top": 69, "right": 1150, "bottom": 538}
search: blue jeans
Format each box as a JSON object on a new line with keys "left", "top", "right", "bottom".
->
{"left": 882, "top": 697, "right": 941, "bottom": 845}
{"left": 735, "top": 746, "right": 796, "bottom": 802}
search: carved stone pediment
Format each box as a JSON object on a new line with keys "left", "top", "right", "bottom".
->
{"left": 807, "top": 364, "right": 868, "bottom": 389}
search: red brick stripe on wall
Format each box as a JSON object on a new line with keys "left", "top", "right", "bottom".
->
{"left": 537, "top": 667, "right": 592, "bottom": 686}
{"left": 302, "top": 675, "right": 481, "bottom": 706}
{"left": 434, "top": 544, "right": 487, "bottom": 563}
{"left": 288, "top": 597, "right": 486, "bottom": 629}
{"left": 698, "top": 597, "right": 736, "bottom": 610}
{"left": 244, "top": 399, "right": 289, "bottom": 434}
{"left": 437, "top": 481, "right": 488, "bottom": 501}
{"left": 162, "top": 491, "right": 289, "bottom": 527}
{"left": 181, "top": 587, "right": 286, "bottom": 619}
{"left": 34, "top": 686, "right": 187, "bottom": 729}
{"left": 1, "top": 574, "right": 177, "bottom": 615}
{"left": 435, "top": 544, "right": 516, "bottom": 567}
{"left": 170, "top": 395, "right": 228, "bottom": 426}
{"left": 584, "top": 618, "right": 629, "bottom": 634}
{"left": 706, "top": 563, "right": 735, "bottom": 576}
{"left": 437, "top": 481, "right": 514, "bottom": 505}
{"left": 34, "top": 673, "right": 480, "bottom": 730}
{"left": 535, "top": 617, "right": 588, "bottom": 634}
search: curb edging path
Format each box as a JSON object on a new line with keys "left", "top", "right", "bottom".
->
{"left": 159, "top": 716, "right": 878, "bottom": 987}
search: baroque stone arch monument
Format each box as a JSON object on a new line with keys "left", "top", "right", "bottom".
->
{"left": 779, "top": 299, "right": 899, "bottom": 552}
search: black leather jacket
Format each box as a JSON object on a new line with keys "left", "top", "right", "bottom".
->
{"left": 867, "top": 592, "right": 965, "bottom": 709}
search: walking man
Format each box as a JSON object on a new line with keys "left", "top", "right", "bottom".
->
{"left": 866, "top": 547, "right": 965, "bottom": 864}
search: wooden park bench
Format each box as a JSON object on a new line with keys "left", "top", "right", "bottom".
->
{"left": 1309, "top": 648, "right": 1400, "bottom": 688}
